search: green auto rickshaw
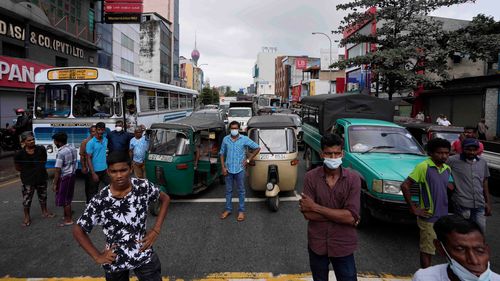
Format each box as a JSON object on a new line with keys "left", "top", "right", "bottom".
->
{"left": 146, "top": 115, "right": 226, "bottom": 214}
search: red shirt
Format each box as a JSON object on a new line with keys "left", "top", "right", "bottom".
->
{"left": 451, "top": 139, "right": 484, "bottom": 155}
{"left": 303, "top": 166, "right": 361, "bottom": 257}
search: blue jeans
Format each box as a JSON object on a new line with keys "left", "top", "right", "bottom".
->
{"left": 105, "top": 252, "right": 161, "bottom": 281}
{"left": 308, "top": 247, "right": 357, "bottom": 281}
{"left": 455, "top": 205, "right": 486, "bottom": 234}
{"left": 225, "top": 171, "right": 246, "bottom": 212}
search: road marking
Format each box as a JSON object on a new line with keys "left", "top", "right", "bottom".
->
{"left": 0, "top": 178, "right": 20, "bottom": 188}
{"left": 1, "top": 272, "right": 413, "bottom": 280}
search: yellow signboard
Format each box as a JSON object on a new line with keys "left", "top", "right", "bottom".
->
{"left": 310, "top": 81, "right": 316, "bottom": 96}
{"left": 47, "top": 68, "right": 98, "bottom": 80}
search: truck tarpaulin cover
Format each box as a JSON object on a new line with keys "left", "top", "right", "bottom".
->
{"left": 301, "top": 94, "right": 394, "bottom": 133}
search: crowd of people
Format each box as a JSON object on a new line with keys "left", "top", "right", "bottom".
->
{"left": 9, "top": 113, "right": 499, "bottom": 280}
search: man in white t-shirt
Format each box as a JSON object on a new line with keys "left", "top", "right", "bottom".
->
{"left": 413, "top": 215, "right": 500, "bottom": 281}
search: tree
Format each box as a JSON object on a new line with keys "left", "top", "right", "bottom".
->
{"left": 333, "top": 0, "right": 478, "bottom": 100}
{"left": 224, "top": 90, "right": 238, "bottom": 97}
{"left": 200, "top": 87, "right": 219, "bottom": 105}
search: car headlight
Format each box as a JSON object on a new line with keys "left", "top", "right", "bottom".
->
{"left": 383, "top": 180, "right": 403, "bottom": 195}
{"left": 371, "top": 180, "right": 403, "bottom": 195}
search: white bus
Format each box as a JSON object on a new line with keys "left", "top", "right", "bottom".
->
{"left": 33, "top": 67, "right": 198, "bottom": 168}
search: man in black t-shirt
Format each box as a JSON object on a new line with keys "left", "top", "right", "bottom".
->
{"left": 14, "top": 132, "right": 54, "bottom": 226}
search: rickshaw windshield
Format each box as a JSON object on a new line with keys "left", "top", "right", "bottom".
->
{"left": 250, "top": 128, "right": 296, "bottom": 154}
{"left": 431, "top": 132, "right": 459, "bottom": 144}
{"left": 149, "top": 129, "right": 190, "bottom": 155}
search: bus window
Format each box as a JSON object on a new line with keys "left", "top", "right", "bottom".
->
{"left": 139, "top": 88, "right": 156, "bottom": 112}
{"left": 170, "top": 93, "right": 179, "bottom": 109}
{"left": 73, "top": 84, "right": 114, "bottom": 117}
{"left": 187, "top": 97, "right": 193, "bottom": 108}
{"left": 180, "top": 95, "right": 187, "bottom": 108}
{"left": 157, "top": 91, "right": 169, "bottom": 110}
{"left": 35, "top": 85, "right": 71, "bottom": 118}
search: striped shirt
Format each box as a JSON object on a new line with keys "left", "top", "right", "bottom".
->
{"left": 55, "top": 144, "right": 78, "bottom": 177}
{"left": 219, "top": 134, "right": 259, "bottom": 174}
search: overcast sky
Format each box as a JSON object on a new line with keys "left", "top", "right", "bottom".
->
{"left": 179, "top": 0, "right": 500, "bottom": 90}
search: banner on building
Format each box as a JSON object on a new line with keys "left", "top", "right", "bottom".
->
{"left": 104, "top": 0, "right": 143, "bottom": 24}
{"left": 292, "top": 85, "right": 302, "bottom": 102}
{"left": 0, "top": 56, "right": 51, "bottom": 89}
{"left": 295, "top": 58, "right": 307, "bottom": 70}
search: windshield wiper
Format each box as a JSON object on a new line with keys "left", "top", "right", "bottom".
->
{"left": 361, "top": 145, "right": 395, "bottom": 154}
{"left": 258, "top": 135, "right": 274, "bottom": 156}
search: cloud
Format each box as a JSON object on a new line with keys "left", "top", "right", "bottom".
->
{"left": 180, "top": 0, "right": 500, "bottom": 90}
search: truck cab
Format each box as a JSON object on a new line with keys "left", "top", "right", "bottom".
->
{"left": 301, "top": 94, "right": 427, "bottom": 225}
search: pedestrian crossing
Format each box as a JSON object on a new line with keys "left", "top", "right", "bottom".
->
{"left": 1, "top": 272, "right": 412, "bottom": 281}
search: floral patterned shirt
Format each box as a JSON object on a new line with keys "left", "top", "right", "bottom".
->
{"left": 77, "top": 178, "right": 160, "bottom": 272}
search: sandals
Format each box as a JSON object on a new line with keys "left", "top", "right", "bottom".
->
{"left": 21, "top": 220, "right": 31, "bottom": 227}
{"left": 58, "top": 221, "right": 74, "bottom": 227}
{"left": 237, "top": 212, "right": 245, "bottom": 222}
{"left": 42, "top": 213, "right": 55, "bottom": 218}
{"left": 220, "top": 211, "right": 231, "bottom": 220}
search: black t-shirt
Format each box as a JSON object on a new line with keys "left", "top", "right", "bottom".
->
{"left": 14, "top": 145, "right": 48, "bottom": 185}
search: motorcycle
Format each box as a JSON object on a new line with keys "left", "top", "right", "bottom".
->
{"left": 0, "top": 127, "right": 21, "bottom": 155}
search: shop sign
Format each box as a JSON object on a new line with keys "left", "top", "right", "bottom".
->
{"left": 295, "top": 58, "right": 307, "bottom": 70}
{"left": 105, "top": 3, "right": 143, "bottom": 13}
{"left": 0, "top": 56, "right": 51, "bottom": 89}
{"left": 0, "top": 19, "right": 85, "bottom": 59}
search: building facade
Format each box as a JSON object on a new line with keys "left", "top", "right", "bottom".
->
{"left": 113, "top": 23, "right": 140, "bottom": 76}
{"left": 253, "top": 47, "right": 280, "bottom": 96}
{"left": 0, "top": 0, "right": 98, "bottom": 126}
{"left": 139, "top": 12, "right": 172, "bottom": 84}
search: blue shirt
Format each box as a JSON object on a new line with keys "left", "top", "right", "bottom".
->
{"left": 86, "top": 136, "right": 108, "bottom": 172}
{"left": 129, "top": 136, "right": 149, "bottom": 163}
{"left": 107, "top": 130, "right": 133, "bottom": 153}
{"left": 219, "top": 134, "right": 259, "bottom": 174}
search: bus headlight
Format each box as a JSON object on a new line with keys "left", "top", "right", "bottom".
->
{"left": 46, "top": 144, "right": 54, "bottom": 153}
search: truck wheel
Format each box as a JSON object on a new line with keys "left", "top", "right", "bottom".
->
{"left": 267, "top": 196, "right": 280, "bottom": 212}
{"left": 358, "top": 193, "right": 372, "bottom": 228}
{"left": 149, "top": 200, "right": 161, "bottom": 216}
{"left": 305, "top": 147, "right": 314, "bottom": 171}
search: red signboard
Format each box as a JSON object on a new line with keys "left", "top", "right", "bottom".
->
{"left": 295, "top": 58, "right": 308, "bottom": 70}
{"left": 0, "top": 56, "right": 52, "bottom": 89}
{"left": 105, "top": 0, "right": 143, "bottom": 2}
{"left": 105, "top": 3, "right": 143, "bottom": 13}
{"left": 292, "top": 85, "right": 302, "bottom": 102}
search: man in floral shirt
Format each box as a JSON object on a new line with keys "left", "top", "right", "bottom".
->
{"left": 73, "top": 151, "right": 170, "bottom": 280}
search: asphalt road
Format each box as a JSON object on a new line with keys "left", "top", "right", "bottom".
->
{"left": 1, "top": 156, "right": 500, "bottom": 279}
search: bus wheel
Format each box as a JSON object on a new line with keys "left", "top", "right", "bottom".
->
{"left": 149, "top": 200, "right": 161, "bottom": 216}
{"left": 267, "top": 196, "right": 280, "bottom": 212}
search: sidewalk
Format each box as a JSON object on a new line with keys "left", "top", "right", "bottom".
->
{"left": 0, "top": 151, "right": 19, "bottom": 182}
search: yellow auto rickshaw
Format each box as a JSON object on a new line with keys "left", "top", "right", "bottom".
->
{"left": 247, "top": 115, "right": 299, "bottom": 211}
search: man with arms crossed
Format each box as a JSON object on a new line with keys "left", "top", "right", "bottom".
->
{"left": 300, "top": 133, "right": 361, "bottom": 281}
{"left": 73, "top": 152, "right": 170, "bottom": 280}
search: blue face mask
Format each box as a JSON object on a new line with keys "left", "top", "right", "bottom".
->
{"left": 230, "top": 129, "right": 239, "bottom": 137}
{"left": 324, "top": 157, "right": 342, "bottom": 170}
{"left": 440, "top": 242, "right": 491, "bottom": 281}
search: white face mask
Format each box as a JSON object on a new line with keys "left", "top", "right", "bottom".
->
{"left": 230, "top": 129, "right": 239, "bottom": 136}
{"left": 115, "top": 126, "right": 123, "bottom": 132}
{"left": 324, "top": 157, "right": 342, "bottom": 170}
{"left": 440, "top": 242, "right": 491, "bottom": 281}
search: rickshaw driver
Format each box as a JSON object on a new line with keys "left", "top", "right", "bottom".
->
{"left": 219, "top": 121, "right": 261, "bottom": 222}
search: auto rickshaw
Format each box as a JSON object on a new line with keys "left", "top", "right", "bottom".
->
{"left": 247, "top": 115, "right": 299, "bottom": 211}
{"left": 146, "top": 115, "right": 226, "bottom": 215}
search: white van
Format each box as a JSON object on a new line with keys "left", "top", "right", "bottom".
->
{"left": 227, "top": 107, "right": 253, "bottom": 133}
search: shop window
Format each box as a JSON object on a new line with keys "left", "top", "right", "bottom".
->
{"left": 56, "top": 56, "right": 68, "bottom": 67}
{"left": 2, "top": 42, "right": 25, "bottom": 58}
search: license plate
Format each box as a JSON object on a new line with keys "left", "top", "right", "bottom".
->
{"left": 148, "top": 154, "right": 173, "bottom": 162}
{"left": 259, "top": 154, "right": 286, "bottom": 160}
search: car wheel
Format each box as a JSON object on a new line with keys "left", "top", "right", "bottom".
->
{"left": 149, "top": 200, "right": 161, "bottom": 216}
{"left": 358, "top": 191, "right": 372, "bottom": 228}
{"left": 267, "top": 196, "right": 280, "bottom": 212}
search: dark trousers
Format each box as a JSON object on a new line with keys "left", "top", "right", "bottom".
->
{"left": 85, "top": 170, "right": 109, "bottom": 203}
{"left": 308, "top": 247, "right": 357, "bottom": 281}
{"left": 105, "top": 252, "right": 162, "bottom": 281}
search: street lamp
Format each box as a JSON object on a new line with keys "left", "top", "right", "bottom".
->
{"left": 312, "top": 32, "right": 333, "bottom": 94}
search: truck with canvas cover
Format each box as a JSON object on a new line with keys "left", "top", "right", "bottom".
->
{"left": 301, "top": 94, "right": 428, "bottom": 225}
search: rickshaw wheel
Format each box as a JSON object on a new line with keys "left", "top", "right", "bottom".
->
{"left": 267, "top": 196, "right": 280, "bottom": 212}
{"left": 304, "top": 147, "right": 314, "bottom": 171}
{"left": 149, "top": 200, "right": 161, "bottom": 216}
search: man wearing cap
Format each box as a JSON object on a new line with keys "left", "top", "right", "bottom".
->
{"left": 448, "top": 138, "right": 491, "bottom": 234}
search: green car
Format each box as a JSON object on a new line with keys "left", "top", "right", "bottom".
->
{"left": 145, "top": 115, "right": 226, "bottom": 214}
{"left": 301, "top": 94, "right": 427, "bottom": 225}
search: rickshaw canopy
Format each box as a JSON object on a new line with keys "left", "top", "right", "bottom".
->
{"left": 247, "top": 115, "right": 297, "bottom": 129}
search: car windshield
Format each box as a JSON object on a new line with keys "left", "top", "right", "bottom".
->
{"left": 35, "top": 85, "right": 71, "bottom": 118}
{"left": 431, "top": 132, "right": 460, "bottom": 144}
{"left": 249, "top": 128, "right": 296, "bottom": 154}
{"left": 73, "top": 84, "right": 115, "bottom": 117}
{"left": 192, "top": 111, "right": 220, "bottom": 120}
{"left": 349, "top": 126, "right": 424, "bottom": 155}
{"left": 149, "top": 129, "right": 190, "bottom": 155}
{"left": 228, "top": 108, "right": 251, "bottom": 117}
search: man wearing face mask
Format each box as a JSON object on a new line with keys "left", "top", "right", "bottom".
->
{"left": 299, "top": 133, "right": 361, "bottom": 281}
{"left": 107, "top": 120, "right": 133, "bottom": 154}
{"left": 412, "top": 214, "right": 500, "bottom": 281}
{"left": 219, "top": 121, "right": 260, "bottom": 222}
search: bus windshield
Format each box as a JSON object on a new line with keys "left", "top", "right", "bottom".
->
{"left": 73, "top": 84, "right": 115, "bottom": 117}
{"left": 35, "top": 85, "right": 71, "bottom": 118}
